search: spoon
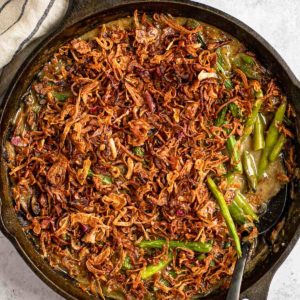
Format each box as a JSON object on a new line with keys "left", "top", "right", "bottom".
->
{"left": 226, "top": 185, "right": 288, "bottom": 300}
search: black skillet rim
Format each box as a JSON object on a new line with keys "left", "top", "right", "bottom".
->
{"left": 0, "top": 1, "right": 299, "bottom": 299}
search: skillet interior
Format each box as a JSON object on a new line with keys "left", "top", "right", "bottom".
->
{"left": 0, "top": 1, "right": 300, "bottom": 299}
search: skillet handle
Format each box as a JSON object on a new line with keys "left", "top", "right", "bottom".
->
{"left": 241, "top": 271, "right": 274, "bottom": 300}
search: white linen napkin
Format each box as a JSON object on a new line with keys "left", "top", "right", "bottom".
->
{"left": 0, "top": 0, "right": 68, "bottom": 69}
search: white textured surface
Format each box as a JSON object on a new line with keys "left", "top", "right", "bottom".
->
{"left": 0, "top": 1, "right": 299, "bottom": 299}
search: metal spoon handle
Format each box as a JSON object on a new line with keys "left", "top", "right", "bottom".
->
{"left": 226, "top": 243, "right": 251, "bottom": 300}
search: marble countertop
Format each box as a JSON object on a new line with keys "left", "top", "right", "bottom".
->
{"left": 0, "top": 0, "right": 299, "bottom": 299}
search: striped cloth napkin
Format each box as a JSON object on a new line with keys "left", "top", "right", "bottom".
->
{"left": 0, "top": 0, "right": 68, "bottom": 68}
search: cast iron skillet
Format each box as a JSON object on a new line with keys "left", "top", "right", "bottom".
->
{"left": 0, "top": 1, "right": 300, "bottom": 299}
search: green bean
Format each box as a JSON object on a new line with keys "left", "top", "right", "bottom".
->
{"left": 242, "top": 150, "right": 258, "bottom": 191}
{"left": 138, "top": 239, "right": 212, "bottom": 253}
{"left": 216, "top": 48, "right": 231, "bottom": 73}
{"left": 133, "top": 146, "right": 145, "bottom": 157}
{"left": 229, "top": 192, "right": 258, "bottom": 225}
{"left": 241, "top": 89, "right": 263, "bottom": 143}
{"left": 229, "top": 103, "right": 242, "bottom": 118}
{"left": 185, "top": 19, "right": 206, "bottom": 49}
{"left": 207, "top": 176, "right": 242, "bottom": 257}
{"left": 233, "top": 53, "right": 260, "bottom": 79}
{"left": 226, "top": 135, "right": 243, "bottom": 173}
{"left": 254, "top": 113, "right": 265, "bottom": 151}
{"left": 269, "top": 133, "right": 286, "bottom": 162}
{"left": 185, "top": 19, "right": 199, "bottom": 28}
{"left": 239, "top": 53, "right": 255, "bottom": 64}
{"left": 229, "top": 200, "right": 247, "bottom": 225}
{"left": 87, "top": 169, "right": 93, "bottom": 178}
{"left": 159, "top": 278, "right": 171, "bottom": 287}
{"left": 100, "top": 175, "right": 113, "bottom": 184}
{"left": 210, "top": 260, "right": 216, "bottom": 267}
{"left": 215, "top": 106, "right": 228, "bottom": 126}
{"left": 122, "top": 256, "right": 132, "bottom": 270}
{"left": 197, "top": 254, "right": 206, "bottom": 261}
{"left": 258, "top": 101, "right": 287, "bottom": 178}
{"left": 88, "top": 169, "right": 113, "bottom": 185}
{"left": 167, "top": 270, "right": 177, "bottom": 278}
{"left": 52, "top": 91, "right": 72, "bottom": 101}
{"left": 234, "top": 192, "right": 258, "bottom": 221}
{"left": 216, "top": 163, "right": 227, "bottom": 176}
{"left": 224, "top": 79, "right": 233, "bottom": 90}
{"left": 141, "top": 254, "right": 173, "bottom": 279}
{"left": 197, "top": 33, "right": 207, "bottom": 49}
{"left": 241, "top": 66, "right": 259, "bottom": 79}
{"left": 255, "top": 89, "right": 264, "bottom": 99}
{"left": 216, "top": 48, "right": 232, "bottom": 89}
{"left": 224, "top": 242, "right": 231, "bottom": 248}
{"left": 225, "top": 172, "right": 235, "bottom": 185}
